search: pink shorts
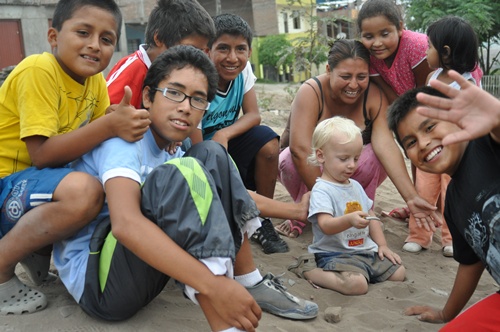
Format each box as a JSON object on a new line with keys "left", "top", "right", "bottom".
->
{"left": 278, "top": 143, "right": 387, "bottom": 202}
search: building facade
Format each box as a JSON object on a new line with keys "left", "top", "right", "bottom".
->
{"left": 0, "top": 0, "right": 128, "bottom": 73}
{"left": 0, "top": 0, "right": 358, "bottom": 81}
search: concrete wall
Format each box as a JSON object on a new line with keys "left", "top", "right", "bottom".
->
{"left": 251, "top": 0, "right": 279, "bottom": 36}
{"left": 118, "top": 0, "right": 156, "bottom": 25}
{"left": 198, "top": 0, "right": 254, "bottom": 27}
{"left": 0, "top": 5, "right": 53, "bottom": 56}
{"left": 0, "top": 3, "right": 128, "bottom": 75}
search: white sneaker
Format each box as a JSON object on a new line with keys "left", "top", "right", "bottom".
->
{"left": 442, "top": 246, "right": 454, "bottom": 257}
{"left": 402, "top": 242, "right": 423, "bottom": 253}
{"left": 246, "top": 273, "right": 318, "bottom": 320}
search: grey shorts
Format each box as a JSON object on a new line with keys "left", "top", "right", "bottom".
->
{"left": 80, "top": 141, "right": 260, "bottom": 321}
{"left": 315, "top": 250, "right": 400, "bottom": 283}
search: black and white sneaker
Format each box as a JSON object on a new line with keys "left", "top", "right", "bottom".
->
{"left": 252, "top": 218, "right": 289, "bottom": 254}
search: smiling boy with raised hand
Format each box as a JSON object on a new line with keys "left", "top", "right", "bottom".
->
{"left": 387, "top": 71, "right": 500, "bottom": 330}
{"left": 53, "top": 44, "right": 317, "bottom": 331}
{"left": 55, "top": 45, "right": 261, "bottom": 331}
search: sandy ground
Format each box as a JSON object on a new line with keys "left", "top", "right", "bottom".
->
{"left": 2, "top": 83, "right": 498, "bottom": 331}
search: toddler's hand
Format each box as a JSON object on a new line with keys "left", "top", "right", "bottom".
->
{"left": 348, "top": 212, "right": 370, "bottom": 229}
{"left": 377, "top": 245, "right": 401, "bottom": 265}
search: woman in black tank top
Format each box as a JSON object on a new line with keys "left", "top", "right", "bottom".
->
{"left": 276, "top": 39, "right": 439, "bottom": 238}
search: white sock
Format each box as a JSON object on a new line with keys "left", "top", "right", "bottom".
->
{"left": 234, "top": 269, "right": 262, "bottom": 287}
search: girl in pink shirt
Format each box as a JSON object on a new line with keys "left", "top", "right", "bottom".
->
{"left": 356, "top": 0, "right": 435, "bottom": 253}
{"left": 357, "top": 0, "right": 432, "bottom": 105}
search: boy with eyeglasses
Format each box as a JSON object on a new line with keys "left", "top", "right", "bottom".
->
{"left": 55, "top": 45, "right": 258, "bottom": 330}
{"left": 106, "top": 0, "right": 214, "bottom": 152}
{"left": 154, "top": 86, "right": 211, "bottom": 111}
{"left": 53, "top": 45, "right": 318, "bottom": 330}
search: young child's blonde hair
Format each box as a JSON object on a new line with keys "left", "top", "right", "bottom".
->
{"left": 307, "top": 116, "right": 362, "bottom": 166}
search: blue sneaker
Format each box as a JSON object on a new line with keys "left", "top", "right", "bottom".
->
{"left": 246, "top": 273, "right": 318, "bottom": 320}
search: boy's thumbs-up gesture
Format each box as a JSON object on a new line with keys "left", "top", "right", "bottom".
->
{"left": 106, "top": 86, "right": 150, "bottom": 142}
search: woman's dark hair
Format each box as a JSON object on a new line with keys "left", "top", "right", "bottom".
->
{"left": 327, "top": 39, "right": 370, "bottom": 71}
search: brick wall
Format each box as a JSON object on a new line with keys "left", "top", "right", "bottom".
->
{"left": 197, "top": 0, "right": 279, "bottom": 37}
{"left": 251, "top": 0, "right": 278, "bottom": 36}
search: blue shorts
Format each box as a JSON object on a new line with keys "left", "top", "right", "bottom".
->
{"left": 228, "top": 125, "right": 279, "bottom": 190}
{"left": 315, "top": 250, "right": 400, "bottom": 283}
{"left": 0, "top": 166, "right": 73, "bottom": 237}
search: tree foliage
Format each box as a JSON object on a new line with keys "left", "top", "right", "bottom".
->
{"left": 258, "top": 34, "right": 294, "bottom": 69}
{"left": 404, "top": 0, "right": 500, "bottom": 74}
{"left": 279, "top": 0, "right": 334, "bottom": 77}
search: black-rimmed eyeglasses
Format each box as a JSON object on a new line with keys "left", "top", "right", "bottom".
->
{"left": 154, "top": 87, "right": 210, "bottom": 111}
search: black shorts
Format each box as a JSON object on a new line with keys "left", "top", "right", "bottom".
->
{"left": 228, "top": 125, "right": 279, "bottom": 190}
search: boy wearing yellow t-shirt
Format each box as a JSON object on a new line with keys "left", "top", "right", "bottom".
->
{"left": 0, "top": 0, "right": 149, "bottom": 315}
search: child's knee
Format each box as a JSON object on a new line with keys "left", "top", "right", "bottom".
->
{"left": 341, "top": 273, "right": 368, "bottom": 295}
{"left": 350, "top": 275, "right": 369, "bottom": 295}
{"left": 389, "top": 265, "right": 406, "bottom": 282}
{"left": 54, "top": 172, "right": 104, "bottom": 212}
{"left": 197, "top": 140, "right": 226, "bottom": 155}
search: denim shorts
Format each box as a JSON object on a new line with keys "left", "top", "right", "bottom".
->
{"left": 0, "top": 166, "right": 72, "bottom": 237}
{"left": 315, "top": 250, "right": 400, "bottom": 283}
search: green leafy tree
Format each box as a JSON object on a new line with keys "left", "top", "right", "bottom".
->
{"left": 279, "top": 0, "right": 334, "bottom": 77}
{"left": 405, "top": 0, "right": 500, "bottom": 75}
{"left": 258, "top": 34, "right": 294, "bottom": 80}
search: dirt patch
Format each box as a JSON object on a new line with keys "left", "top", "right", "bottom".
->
{"left": 254, "top": 82, "right": 298, "bottom": 111}
{"left": 254, "top": 82, "right": 299, "bottom": 131}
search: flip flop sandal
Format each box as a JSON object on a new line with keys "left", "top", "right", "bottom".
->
{"left": 275, "top": 219, "right": 305, "bottom": 238}
{"left": 382, "top": 207, "right": 410, "bottom": 221}
{"left": 287, "top": 253, "right": 316, "bottom": 279}
{"left": 274, "top": 220, "right": 291, "bottom": 236}
{"left": 0, "top": 276, "right": 47, "bottom": 315}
